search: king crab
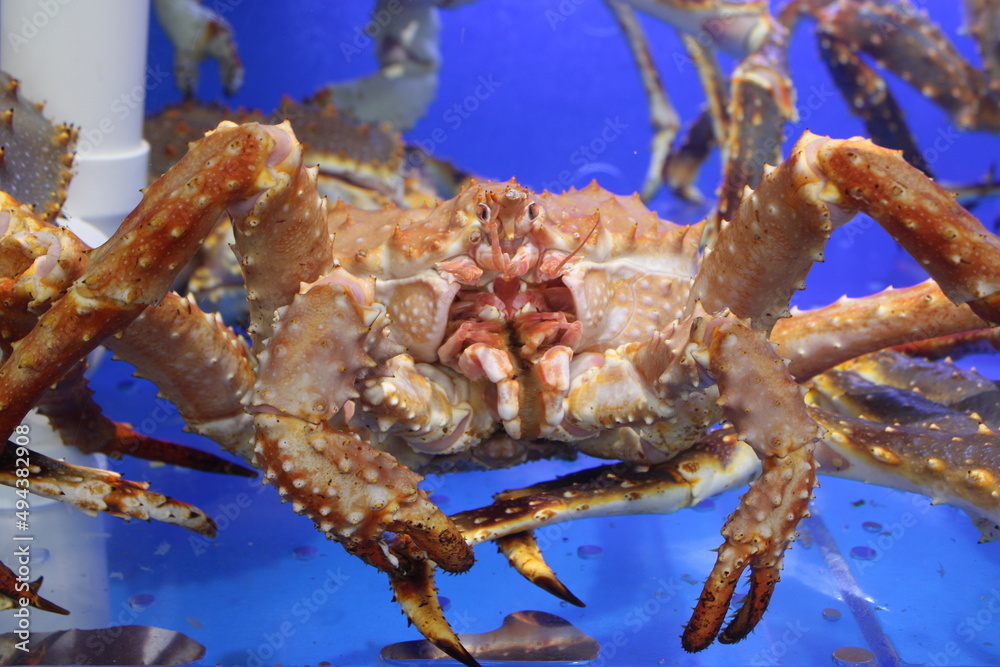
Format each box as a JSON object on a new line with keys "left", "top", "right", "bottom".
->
{"left": 1, "top": 116, "right": 999, "bottom": 663}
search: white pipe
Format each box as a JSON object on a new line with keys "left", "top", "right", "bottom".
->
{"left": 0, "top": 0, "right": 155, "bottom": 631}
{"left": 0, "top": 0, "right": 152, "bottom": 238}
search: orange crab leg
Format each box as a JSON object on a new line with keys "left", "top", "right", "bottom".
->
{"left": 0, "top": 122, "right": 293, "bottom": 446}
{"left": 815, "top": 17, "right": 930, "bottom": 174}
{"left": 108, "top": 291, "right": 258, "bottom": 462}
{"left": 34, "top": 361, "right": 253, "bottom": 477}
{"left": 0, "top": 443, "right": 216, "bottom": 536}
{"left": 772, "top": 280, "right": 990, "bottom": 381}
{"left": 693, "top": 132, "right": 1000, "bottom": 332}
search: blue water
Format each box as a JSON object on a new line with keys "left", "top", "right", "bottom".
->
{"left": 29, "top": 2, "right": 1000, "bottom": 666}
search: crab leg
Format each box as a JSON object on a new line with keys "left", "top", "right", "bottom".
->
{"left": 34, "top": 360, "right": 253, "bottom": 477}
{"left": 815, "top": 17, "right": 930, "bottom": 175}
{"left": 712, "top": 22, "right": 796, "bottom": 239}
{"left": 152, "top": 0, "right": 244, "bottom": 97}
{"left": 963, "top": 0, "right": 1000, "bottom": 97}
{"left": 662, "top": 108, "right": 717, "bottom": 203}
{"left": 622, "top": 0, "right": 774, "bottom": 57}
{"left": 891, "top": 326, "right": 1000, "bottom": 360}
{"left": 812, "top": 0, "right": 1000, "bottom": 131}
{"left": 107, "top": 292, "right": 258, "bottom": 462}
{"left": 606, "top": 1, "right": 680, "bottom": 201}
{"left": 250, "top": 276, "right": 474, "bottom": 573}
{"left": 230, "top": 152, "right": 333, "bottom": 351}
{"left": 810, "top": 134, "right": 1000, "bottom": 321}
{"left": 0, "top": 121, "right": 294, "bottom": 447}
{"left": 0, "top": 442, "right": 216, "bottom": 536}
{"left": 693, "top": 131, "right": 1000, "bottom": 332}
{"left": 772, "top": 280, "right": 990, "bottom": 380}
{"left": 0, "top": 561, "right": 67, "bottom": 615}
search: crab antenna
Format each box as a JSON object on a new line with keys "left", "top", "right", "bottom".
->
{"left": 554, "top": 210, "right": 601, "bottom": 274}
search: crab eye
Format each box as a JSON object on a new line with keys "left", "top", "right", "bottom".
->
{"left": 476, "top": 203, "right": 491, "bottom": 223}
{"left": 527, "top": 202, "right": 541, "bottom": 221}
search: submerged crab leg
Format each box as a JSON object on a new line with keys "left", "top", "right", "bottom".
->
{"left": 0, "top": 443, "right": 216, "bottom": 536}
{"left": 963, "top": 0, "right": 1000, "bottom": 97}
{"left": 108, "top": 291, "right": 258, "bottom": 462}
{"left": 251, "top": 276, "right": 474, "bottom": 573}
{"left": 712, "top": 22, "right": 796, "bottom": 240}
{"left": 231, "top": 153, "right": 333, "bottom": 351}
{"left": 772, "top": 280, "right": 989, "bottom": 380}
{"left": 693, "top": 131, "right": 1000, "bottom": 332}
{"left": 0, "top": 561, "right": 67, "bottom": 615}
{"left": 35, "top": 360, "right": 253, "bottom": 477}
{"left": 815, "top": 17, "right": 930, "bottom": 175}
{"left": 0, "top": 121, "right": 294, "bottom": 447}
{"left": 607, "top": 1, "right": 680, "bottom": 201}
{"left": 681, "top": 318, "right": 822, "bottom": 650}
{"left": 814, "top": 0, "right": 1000, "bottom": 131}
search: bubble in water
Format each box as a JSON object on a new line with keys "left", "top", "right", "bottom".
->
{"left": 850, "top": 546, "right": 877, "bottom": 561}
{"left": 577, "top": 545, "right": 603, "bottom": 560}
{"left": 822, "top": 608, "right": 842, "bottom": 622}
{"left": 128, "top": 593, "right": 155, "bottom": 611}
{"left": 861, "top": 521, "right": 882, "bottom": 533}
{"left": 292, "top": 545, "right": 319, "bottom": 561}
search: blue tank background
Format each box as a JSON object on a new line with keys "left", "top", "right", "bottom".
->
{"left": 64, "top": 3, "right": 1000, "bottom": 666}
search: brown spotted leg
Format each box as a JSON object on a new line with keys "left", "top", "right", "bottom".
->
{"left": 682, "top": 319, "right": 821, "bottom": 650}
{"left": 0, "top": 122, "right": 295, "bottom": 447}
{"left": 0, "top": 442, "right": 216, "bottom": 536}
{"left": 681, "top": 129, "right": 1000, "bottom": 649}
{"left": 772, "top": 280, "right": 990, "bottom": 380}
{"left": 813, "top": 0, "right": 1000, "bottom": 131}
{"left": 250, "top": 276, "right": 476, "bottom": 666}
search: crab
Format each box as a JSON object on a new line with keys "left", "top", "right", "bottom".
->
{"left": 156, "top": 0, "right": 1000, "bottom": 213}
{"left": 1, "top": 115, "right": 1000, "bottom": 665}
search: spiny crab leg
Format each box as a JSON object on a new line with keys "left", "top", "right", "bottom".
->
{"left": 809, "top": 0, "right": 1000, "bottom": 132}
{"left": 0, "top": 442, "right": 215, "bottom": 536}
{"left": 677, "top": 131, "right": 1000, "bottom": 649}
{"left": 250, "top": 275, "right": 474, "bottom": 572}
{"left": 0, "top": 121, "right": 294, "bottom": 447}
{"left": 693, "top": 132, "right": 1000, "bottom": 332}
{"left": 106, "top": 292, "right": 258, "bottom": 463}
{"left": 772, "top": 280, "right": 990, "bottom": 381}
{"left": 34, "top": 361, "right": 254, "bottom": 477}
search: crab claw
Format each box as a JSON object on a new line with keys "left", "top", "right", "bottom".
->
{"left": 387, "top": 536, "right": 481, "bottom": 667}
{"left": 0, "top": 563, "right": 68, "bottom": 615}
{"left": 681, "top": 317, "right": 822, "bottom": 651}
{"left": 250, "top": 277, "right": 474, "bottom": 574}
{"left": 681, "top": 443, "right": 817, "bottom": 650}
